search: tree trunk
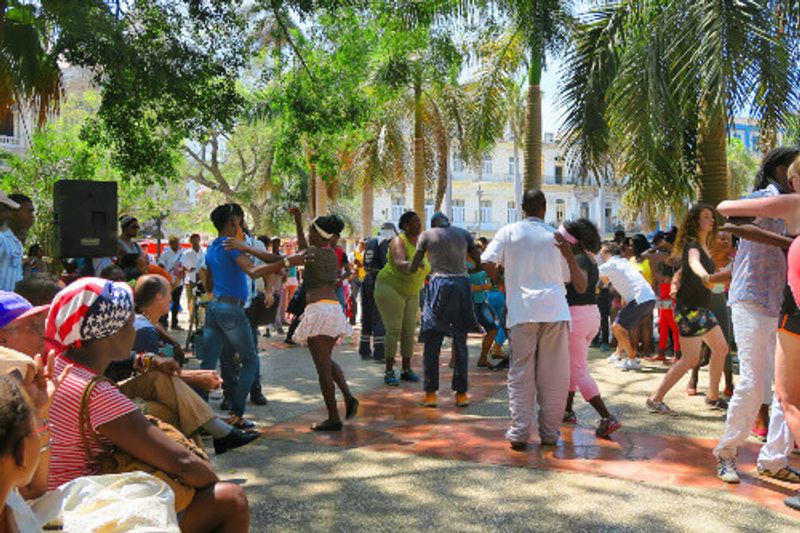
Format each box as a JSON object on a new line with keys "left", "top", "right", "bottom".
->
{"left": 361, "top": 179, "right": 373, "bottom": 239}
{"left": 696, "top": 105, "right": 729, "bottom": 207}
{"left": 315, "top": 172, "right": 328, "bottom": 217}
{"left": 308, "top": 164, "right": 317, "bottom": 218}
{"left": 412, "top": 81, "right": 425, "bottom": 216}
{"left": 523, "top": 48, "right": 543, "bottom": 191}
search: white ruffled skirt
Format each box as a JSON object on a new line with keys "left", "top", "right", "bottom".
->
{"left": 294, "top": 301, "right": 353, "bottom": 343}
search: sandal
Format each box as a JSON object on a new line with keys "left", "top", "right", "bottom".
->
{"left": 311, "top": 420, "right": 343, "bottom": 432}
{"left": 345, "top": 397, "right": 359, "bottom": 420}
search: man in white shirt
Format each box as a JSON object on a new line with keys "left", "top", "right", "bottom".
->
{"left": 0, "top": 193, "right": 33, "bottom": 292}
{"left": 481, "top": 190, "right": 587, "bottom": 450}
{"left": 157, "top": 236, "right": 185, "bottom": 329}
{"left": 598, "top": 241, "right": 657, "bottom": 371}
{"left": 181, "top": 233, "right": 206, "bottom": 327}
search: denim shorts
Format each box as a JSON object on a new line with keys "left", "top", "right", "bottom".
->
{"left": 615, "top": 299, "right": 655, "bottom": 331}
{"left": 474, "top": 301, "right": 498, "bottom": 332}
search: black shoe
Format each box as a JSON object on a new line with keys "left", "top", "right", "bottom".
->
{"left": 510, "top": 441, "right": 527, "bottom": 451}
{"left": 224, "top": 414, "right": 256, "bottom": 430}
{"left": 214, "top": 428, "right": 260, "bottom": 455}
{"left": 311, "top": 419, "right": 343, "bottom": 431}
{"left": 284, "top": 338, "right": 297, "bottom": 346}
{"left": 346, "top": 397, "right": 359, "bottom": 420}
{"left": 251, "top": 393, "right": 268, "bottom": 406}
{"left": 264, "top": 329, "right": 272, "bottom": 338}
{"left": 220, "top": 397, "right": 232, "bottom": 411}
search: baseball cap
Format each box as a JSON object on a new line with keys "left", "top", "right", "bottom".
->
{"left": 0, "top": 191, "right": 20, "bottom": 210}
{"left": 0, "top": 291, "right": 49, "bottom": 330}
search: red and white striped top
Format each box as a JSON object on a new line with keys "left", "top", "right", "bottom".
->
{"left": 47, "top": 354, "right": 138, "bottom": 490}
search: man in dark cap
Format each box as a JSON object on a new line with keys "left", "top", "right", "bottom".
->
{"left": 410, "top": 212, "right": 482, "bottom": 408}
{"left": 359, "top": 222, "right": 397, "bottom": 361}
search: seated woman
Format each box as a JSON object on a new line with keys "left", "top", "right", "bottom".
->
{"left": 45, "top": 277, "right": 250, "bottom": 532}
{"left": 0, "top": 352, "right": 68, "bottom": 531}
{"left": 104, "top": 274, "right": 258, "bottom": 455}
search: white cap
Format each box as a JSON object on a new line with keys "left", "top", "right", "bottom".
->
{"left": 0, "top": 192, "right": 20, "bottom": 210}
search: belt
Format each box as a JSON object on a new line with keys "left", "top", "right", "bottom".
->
{"left": 212, "top": 295, "right": 244, "bottom": 307}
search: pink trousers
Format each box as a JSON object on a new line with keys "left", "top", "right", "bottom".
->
{"left": 569, "top": 305, "right": 601, "bottom": 400}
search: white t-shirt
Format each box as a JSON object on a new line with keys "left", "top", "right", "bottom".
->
{"left": 158, "top": 247, "right": 184, "bottom": 277}
{"left": 598, "top": 256, "right": 656, "bottom": 304}
{"left": 481, "top": 217, "right": 571, "bottom": 328}
{"left": 181, "top": 248, "right": 206, "bottom": 284}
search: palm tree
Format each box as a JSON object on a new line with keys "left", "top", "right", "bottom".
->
{"left": 559, "top": 0, "right": 800, "bottom": 210}
{"left": 0, "top": 1, "right": 61, "bottom": 129}
{"left": 452, "top": 0, "right": 574, "bottom": 191}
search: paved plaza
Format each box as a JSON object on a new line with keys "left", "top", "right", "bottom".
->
{"left": 191, "top": 328, "right": 800, "bottom": 532}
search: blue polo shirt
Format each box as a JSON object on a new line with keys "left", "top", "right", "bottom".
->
{"left": 206, "top": 237, "right": 248, "bottom": 301}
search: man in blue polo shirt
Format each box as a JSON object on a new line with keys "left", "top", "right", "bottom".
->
{"left": 200, "top": 203, "right": 303, "bottom": 428}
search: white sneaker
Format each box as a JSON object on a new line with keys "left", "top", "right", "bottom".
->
{"left": 614, "top": 357, "right": 627, "bottom": 368}
{"left": 607, "top": 353, "right": 622, "bottom": 364}
{"left": 717, "top": 457, "right": 740, "bottom": 483}
{"left": 622, "top": 358, "right": 642, "bottom": 371}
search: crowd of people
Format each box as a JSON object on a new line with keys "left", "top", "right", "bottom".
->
{"left": 2, "top": 146, "right": 800, "bottom": 530}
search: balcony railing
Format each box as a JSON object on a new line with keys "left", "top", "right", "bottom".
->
{"left": 0, "top": 136, "right": 20, "bottom": 146}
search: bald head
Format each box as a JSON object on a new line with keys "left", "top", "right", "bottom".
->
{"left": 134, "top": 274, "right": 170, "bottom": 313}
{"left": 522, "top": 189, "right": 546, "bottom": 218}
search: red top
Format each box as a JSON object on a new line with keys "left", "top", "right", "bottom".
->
{"left": 48, "top": 355, "right": 138, "bottom": 489}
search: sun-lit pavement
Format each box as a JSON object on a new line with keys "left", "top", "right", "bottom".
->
{"left": 178, "top": 324, "right": 800, "bottom": 532}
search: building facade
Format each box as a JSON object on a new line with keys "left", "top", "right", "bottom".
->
{"left": 373, "top": 136, "right": 627, "bottom": 238}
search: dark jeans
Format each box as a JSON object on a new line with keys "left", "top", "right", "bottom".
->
{"left": 423, "top": 330, "right": 468, "bottom": 394}
{"left": 170, "top": 285, "right": 183, "bottom": 328}
{"left": 220, "top": 319, "right": 264, "bottom": 400}
{"left": 595, "top": 287, "right": 611, "bottom": 344}
{"left": 201, "top": 300, "right": 258, "bottom": 416}
{"left": 359, "top": 276, "right": 385, "bottom": 359}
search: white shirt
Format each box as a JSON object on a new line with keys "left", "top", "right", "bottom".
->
{"left": 181, "top": 248, "right": 206, "bottom": 284}
{"left": 0, "top": 225, "right": 23, "bottom": 291}
{"left": 158, "top": 247, "right": 184, "bottom": 277}
{"left": 598, "top": 256, "right": 656, "bottom": 304}
{"left": 481, "top": 217, "right": 571, "bottom": 328}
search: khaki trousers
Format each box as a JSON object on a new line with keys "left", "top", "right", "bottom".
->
{"left": 119, "top": 371, "right": 214, "bottom": 437}
{"left": 506, "top": 321, "right": 570, "bottom": 444}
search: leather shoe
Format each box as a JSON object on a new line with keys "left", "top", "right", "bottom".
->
{"left": 251, "top": 393, "right": 268, "bottom": 406}
{"left": 214, "top": 428, "right": 260, "bottom": 455}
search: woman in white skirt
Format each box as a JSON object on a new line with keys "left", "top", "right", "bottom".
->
{"left": 288, "top": 207, "right": 359, "bottom": 431}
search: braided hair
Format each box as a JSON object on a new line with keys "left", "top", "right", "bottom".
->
{"left": 753, "top": 147, "right": 800, "bottom": 192}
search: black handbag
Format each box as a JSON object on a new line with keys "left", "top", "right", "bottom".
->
{"left": 246, "top": 291, "right": 280, "bottom": 326}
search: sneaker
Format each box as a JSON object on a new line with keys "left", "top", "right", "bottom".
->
{"left": 563, "top": 410, "right": 577, "bottom": 425}
{"left": 621, "top": 358, "right": 642, "bottom": 372}
{"left": 455, "top": 393, "right": 469, "bottom": 407}
{"left": 509, "top": 440, "right": 528, "bottom": 451}
{"left": 400, "top": 369, "right": 420, "bottom": 382}
{"left": 421, "top": 392, "right": 437, "bottom": 408}
{"left": 607, "top": 353, "right": 622, "bottom": 364}
{"left": 717, "top": 457, "right": 741, "bottom": 483}
{"left": 614, "top": 357, "right": 627, "bottom": 368}
{"left": 384, "top": 370, "right": 400, "bottom": 386}
{"left": 250, "top": 392, "right": 268, "bottom": 406}
{"left": 596, "top": 416, "right": 622, "bottom": 438}
{"left": 224, "top": 414, "right": 256, "bottom": 430}
{"left": 758, "top": 465, "right": 800, "bottom": 483}
{"left": 646, "top": 398, "right": 676, "bottom": 415}
{"left": 705, "top": 398, "right": 729, "bottom": 411}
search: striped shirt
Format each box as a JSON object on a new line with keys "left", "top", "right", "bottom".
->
{"left": 48, "top": 354, "right": 138, "bottom": 490}
{"left": 0, "top": 225, "right": 23, "bottom": 291}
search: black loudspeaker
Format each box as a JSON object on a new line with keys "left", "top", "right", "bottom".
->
{"left": 53, "top": 180, "right": 118, "bottom": 258}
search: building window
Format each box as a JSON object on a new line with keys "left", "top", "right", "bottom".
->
{"left": 0, "top": 111, "right": 13, "bottom": 137}
{"left": 555, "top": 199, "right": 566, "bottom": 222}
{"left": 480, "top": 200, "right": 492, "bottom": 223}
{"left": 604, "top": 202, "right": 613, "bottom": 233}
{"left": 580, "top": 202, "right": 590, "bottom": 219}
{"left": 554, "top": 165, "right": 564, "bottom": 185}
{"left": 391, "top": 197, "right": 405, "bottom": 223}
{"left": 425, "top": 201, "right": 435, "bottom": 226}
{"left": 482, "top": 154, "right": 493, "bottom": 176}
{"left": 508, "top": 157, "right": 515, "bottom": 176}
{"left": 452, "top": 199, "right": 465, "bottom": 223}
{"left": 453, "top": 157, "right": 465, "bottom": 173}
{"left": 507, "top": 201, "right": 516, "bottom": 223}
{"left": 544, "top": 132, "right": 555, "bottom": 144}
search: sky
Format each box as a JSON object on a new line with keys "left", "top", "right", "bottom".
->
{"left": 539, "top": 65, "right": 562, "bottom": 135}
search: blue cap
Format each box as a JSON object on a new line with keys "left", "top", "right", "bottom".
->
{"left": 0, "top": 291, "right": 34, "bottom": 329}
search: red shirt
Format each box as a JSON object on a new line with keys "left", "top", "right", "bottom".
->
{"left": 48, "top": 355, "right": 138, "bottom": 489}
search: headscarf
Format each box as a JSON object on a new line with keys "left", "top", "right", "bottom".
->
{"left": 45, "top": 277, "right": 133, "bottom": 353}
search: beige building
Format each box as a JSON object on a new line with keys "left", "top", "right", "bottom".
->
{"left": 374, "top": 135, "right": 627, "bottom": 238}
